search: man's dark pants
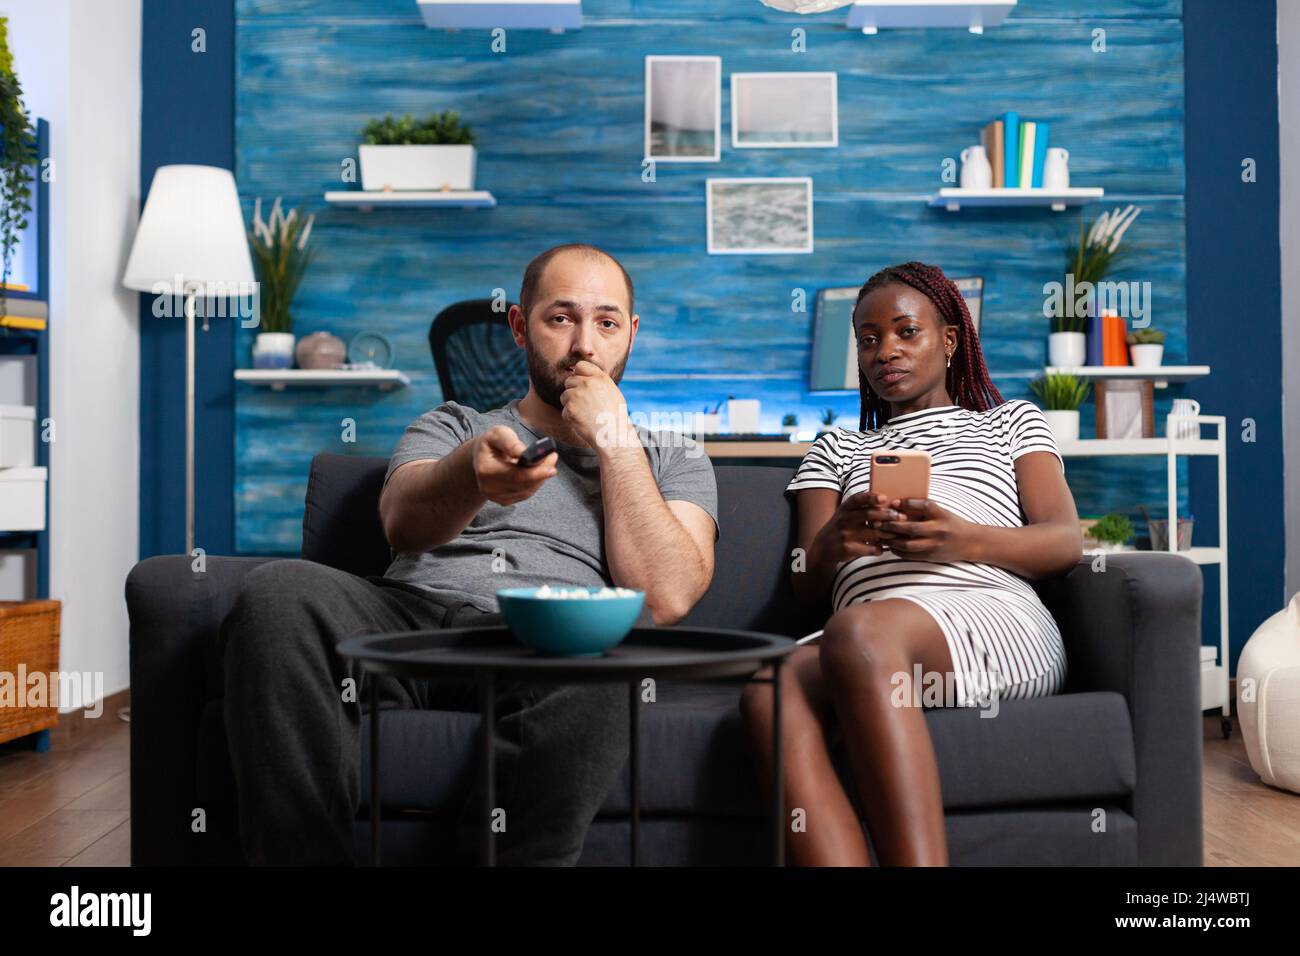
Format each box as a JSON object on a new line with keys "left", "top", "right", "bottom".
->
{"left": 218, "top": 558, "right": 630, "bottom": 866}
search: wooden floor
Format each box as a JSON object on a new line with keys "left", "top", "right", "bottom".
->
{"left": 0, "top": 706, "right": 1296, "bottom": 866}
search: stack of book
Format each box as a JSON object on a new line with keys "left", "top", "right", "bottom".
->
{"left": 1086, "top": 309, "right": 1130, "bottom": 367}
{"left": 0, "top": 283, "right": 46, "bottom": 331}
{"left": 980, "top": 111, "right": 1051, "bottom": 189}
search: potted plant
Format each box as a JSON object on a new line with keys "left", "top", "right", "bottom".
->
{"left": 1085, "top": 513, "right": 1135, "bottom": 553}
{"left": 248, "top": 197, "right": 315, "bottom": 368}
{"left": 781, "top": 413, "right": 799, "bottom": 436}
{"left": 0, "top": 17, "right": 36, "bottom": 320}
{"left": 1029, "top": 373, "right": 1089, "bottom": 443}
{"left": 1126, "top": 327, "right": 1165, "bottom": 368}
{"left": 1053, "top": 205, "right": 1142, "bottom": 367}
{"left": 358, "top": 111, "right": 477, "bottom": 192}
{"left": 815, "top": 408, "right": 839, "bottom": 438}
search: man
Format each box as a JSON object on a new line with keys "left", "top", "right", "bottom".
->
{"left": 220, "top": 243, "right": 719, "bottom": 866}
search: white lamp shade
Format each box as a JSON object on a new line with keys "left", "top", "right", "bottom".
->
{"left": 122, "top": 164, "right": 254, "bottom": 294}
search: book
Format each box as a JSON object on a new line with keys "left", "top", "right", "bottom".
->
{"left": 1002, "top": 111, "right": 1020, "bottom": 189}
{"left": 1031, "top": 121, "right": 1049, "bottom": 188}
{"left": 0, "top": 315, "right": 47, "bottom": 331}
{"left": 1085, "top": 301, "right": 1104, "bottom": 366}
{"left": 0, "top": 298, "right": 47, "bottom": 319}
{"left": 1019, "top": 121, "right": 1037, "bottom": 188}
{"left": 982, "top": 119, "right": 1005, "bottom": 188}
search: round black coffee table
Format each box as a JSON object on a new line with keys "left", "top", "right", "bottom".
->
{"left": 338, "top": 625, "right": 797, "bottom": 867}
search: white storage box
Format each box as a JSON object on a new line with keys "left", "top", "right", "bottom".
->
{"left": 0, "top": 405, "right": 35, "bottom": 468}
{"left": 0, "top": 466, "right": 46, "bottom": 531}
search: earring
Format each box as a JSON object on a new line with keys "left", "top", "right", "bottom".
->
{"left": 946, "top": 351, "right": 952, "bottom": 368}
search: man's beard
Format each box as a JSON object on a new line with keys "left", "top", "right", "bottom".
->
{"left": 526, "top": 341, "right": 631, "bottom": 411}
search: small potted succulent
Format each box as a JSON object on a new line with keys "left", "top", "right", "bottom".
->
{"left": 358, "top": 111, "right": 477, "bottom": 192}
{"left": 781, "top": 413, "right": 799, "bottom": 437}
{"left": 1029, "top": 373, "right": 1090, "bottom": 443}
{"left": 1084, "top": 513, "right": 1135, "bottom": 553}
{"left": 1126, "top": 327, "right": 1165, "bottom": 368}
{"left": 815, "top": 408, "right": 839, "bottom": 438}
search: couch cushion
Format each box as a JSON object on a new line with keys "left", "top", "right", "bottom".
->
{"left": 197, "top": 683, "right": 1135, "bottom": 817}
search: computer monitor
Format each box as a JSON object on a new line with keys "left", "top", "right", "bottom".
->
{"left": 809, "top": 277, "right": 983, "bottom": 392}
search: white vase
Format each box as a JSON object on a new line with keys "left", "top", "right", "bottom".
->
{"left": 358, "top": 144, "right": 476, "bottom": 191}
{"left": 1130, "top": 343, "right": 1164, "bottom": 368}
{"left": 1048, "top": 331, "right": 1087, "bottom": 368}
{"left": 782, "top": 424, "right": 798, "bottom": 436}
{"left": 1044, "top": 409, "right": 1080, "bottom": 443}
{"left": 253, "top": 332, "right": 296, "bottom": 369}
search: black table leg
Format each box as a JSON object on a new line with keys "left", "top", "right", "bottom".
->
{"left": 772, "top": 655, "right": 785, "bottom": 867}
{"left": 480, "top": 670, "right": 495, "bottom": 867}
{"left": 629, "top": 680, "right": 639, "bottom": 867}
{"left": 369, "top": 676, "right": 380, "bottom": 867}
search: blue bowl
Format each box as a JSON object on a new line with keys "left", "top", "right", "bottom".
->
{"left": 496, "top": 586, "right": 644, "bottom": 657}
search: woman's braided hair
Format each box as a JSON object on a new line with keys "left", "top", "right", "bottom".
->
{"left": 853, "top": 261, "right": 1004, "bottom": 431}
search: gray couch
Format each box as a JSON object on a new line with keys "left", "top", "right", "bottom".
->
{"left": 126, "top": 452, "right": 1204, "bottom": 866}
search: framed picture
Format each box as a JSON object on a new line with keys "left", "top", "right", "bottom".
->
{"left": 808, "top": 276, "right": 985, "bottom": 392}
{"left": 706, "top": 177, "right": 814, "bottom": 255}
{"left": 644, "top": 56, "right": 722, "bottom": 163}
{"left": 954, "top": 276, "right": 984, "bottom": 335}
{"left": 731, "top": 72, "right": 838, "bottom": 148}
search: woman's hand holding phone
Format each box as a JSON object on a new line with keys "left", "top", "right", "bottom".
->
{"left": 870, "top": 496, "right": 979, "bottom": 563}
{"left": 813, "top": 491, "right": 902, "bottom": 563}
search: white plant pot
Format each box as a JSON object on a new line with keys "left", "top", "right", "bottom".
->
{"left": 782, "top": 424, "right": 799, "bottom": 436}
{"left": 359, "top": 144, "right": 476, "bottom": 191}
{"left": 1130, "top": 343, "right": 1164, "bottom": 368}
{"left": 1044, "top": 409, "right": 1080, "bottom": 443}
{"left": 1048, "top": 331, "right": 1087, "bottom": 368}
{"left": 253, "top": 332, "right": 296, "bottom": 369}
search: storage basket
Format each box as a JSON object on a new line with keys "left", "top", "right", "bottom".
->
{"left": 0, "top": 599, "right": 62, "bottom": 745}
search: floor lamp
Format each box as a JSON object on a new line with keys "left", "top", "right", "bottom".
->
{"left": 123, "top": 165, "right": 254, "bottom": 557}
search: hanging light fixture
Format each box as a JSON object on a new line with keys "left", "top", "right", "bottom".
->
{"left": 759, "top": 0, "right": 855, "bottom": 12}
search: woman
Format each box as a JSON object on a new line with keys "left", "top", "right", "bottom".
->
{"left": 740, "top": 261, "right": 1083, "bottom": 866}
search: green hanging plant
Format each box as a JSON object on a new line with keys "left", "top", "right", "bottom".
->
{"left": 0, "top": 17, "right": 37, "bottom": 321}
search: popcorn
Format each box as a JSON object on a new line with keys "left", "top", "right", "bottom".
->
{"left": 532, "top": 585, "right": 639, "bottom": 600}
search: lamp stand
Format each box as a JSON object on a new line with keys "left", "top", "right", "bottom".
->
{"left": 185, "top": 290, "right": 197, "bottom": 557}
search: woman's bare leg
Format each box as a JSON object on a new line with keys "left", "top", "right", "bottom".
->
{"left": 818, "top": 599, "right": 955, "bottom": 866}
{"left": 740, "top": 645, "right": 870, "bottom": 866}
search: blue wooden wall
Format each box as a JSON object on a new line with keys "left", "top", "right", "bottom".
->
{"left": 234, "top": 0, "right": 1188, "bottom": 554}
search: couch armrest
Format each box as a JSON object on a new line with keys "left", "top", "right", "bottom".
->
{"left": 125, "top": 554, "right": 273, "bottom": 865}
{"left": 1038, "top": 552, "right": 1204, "bottom": 866}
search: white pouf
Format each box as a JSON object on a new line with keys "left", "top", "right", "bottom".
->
{"left": 1237, "top": 591, "right": 1300, "bottom": 793}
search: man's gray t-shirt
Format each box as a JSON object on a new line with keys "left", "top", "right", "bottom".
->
{"left": 382, "top": 399, "right": 719, "bottom": 614}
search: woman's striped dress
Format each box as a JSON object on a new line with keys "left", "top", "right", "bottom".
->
{"left": 787, "top": 400, "right": 1069, "bottom": 708}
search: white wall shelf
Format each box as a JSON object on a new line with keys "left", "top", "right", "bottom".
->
{"left": 416, "top": 1, "right": 581, "bottom": 31}
{"left": 1071, "top": 414, "right": 1231, "bottom": 734}
{"left": 930, "top": 187, "right": 1104, "bottom": 211}
{"left": 1046, "top": 364, "right": 1210, "bottom": 389}
{"left": 325, "top": 190, "right": 496, "bottom": 210}
{"left": 847, "top": 1, "right": 1016, "bottom": 34}
{"left": 235, "top": 369, "right": 410, "bottom": 391}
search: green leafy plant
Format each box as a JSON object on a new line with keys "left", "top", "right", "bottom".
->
{"left": 819, "top": 408, "right": 839, "bottom": 427}
{"left": 247, "top": 198, "right": 315, "bottom": 336}
{"left": 0, "top": 18, "right": 36, "bottom": 320}
{"left": 782, "top": 413, "right": 798, "bottom": 427}
{"left": 1029, "top": 373, "right": 1090, "bottom": 411}
{"left": 360, "top": 111, "right": 476, "bottom": 146}
{"left": 1125, "top": 328, "right": 1165, "bottom": 346}
{"left": 1089, "top": 513, "right": 1134, "bottom": 546}
{"left": 1054, "top": 204, "right": 1143, "bottom": 333}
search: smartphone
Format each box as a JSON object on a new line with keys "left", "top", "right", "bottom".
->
{"left": 868, "top": 449, "right": 931, "bottom": 504}
{"left": 516, "top": 436, "right": 557, "bottom": 468}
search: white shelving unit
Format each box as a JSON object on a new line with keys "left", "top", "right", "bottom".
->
{"left": 929, "top": 187, "right": 1104, "bottom": 212}
{"left": 846, "top": 0, "right": 1016, "bottom": 34}
{"left": 1067, "top": 413, "right": 1231, "bottom": 735}
{"left": 325, "top": 190, "right": 496, "bottom": 210}
{"left": 1046, "top": 364, "right": 1210, "bottom": 390}
{"left": 235, "top": 369, "right": 411, "bottom": 391}
{"left": 416, "top": 0, "right": 581, "bottom": 31}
